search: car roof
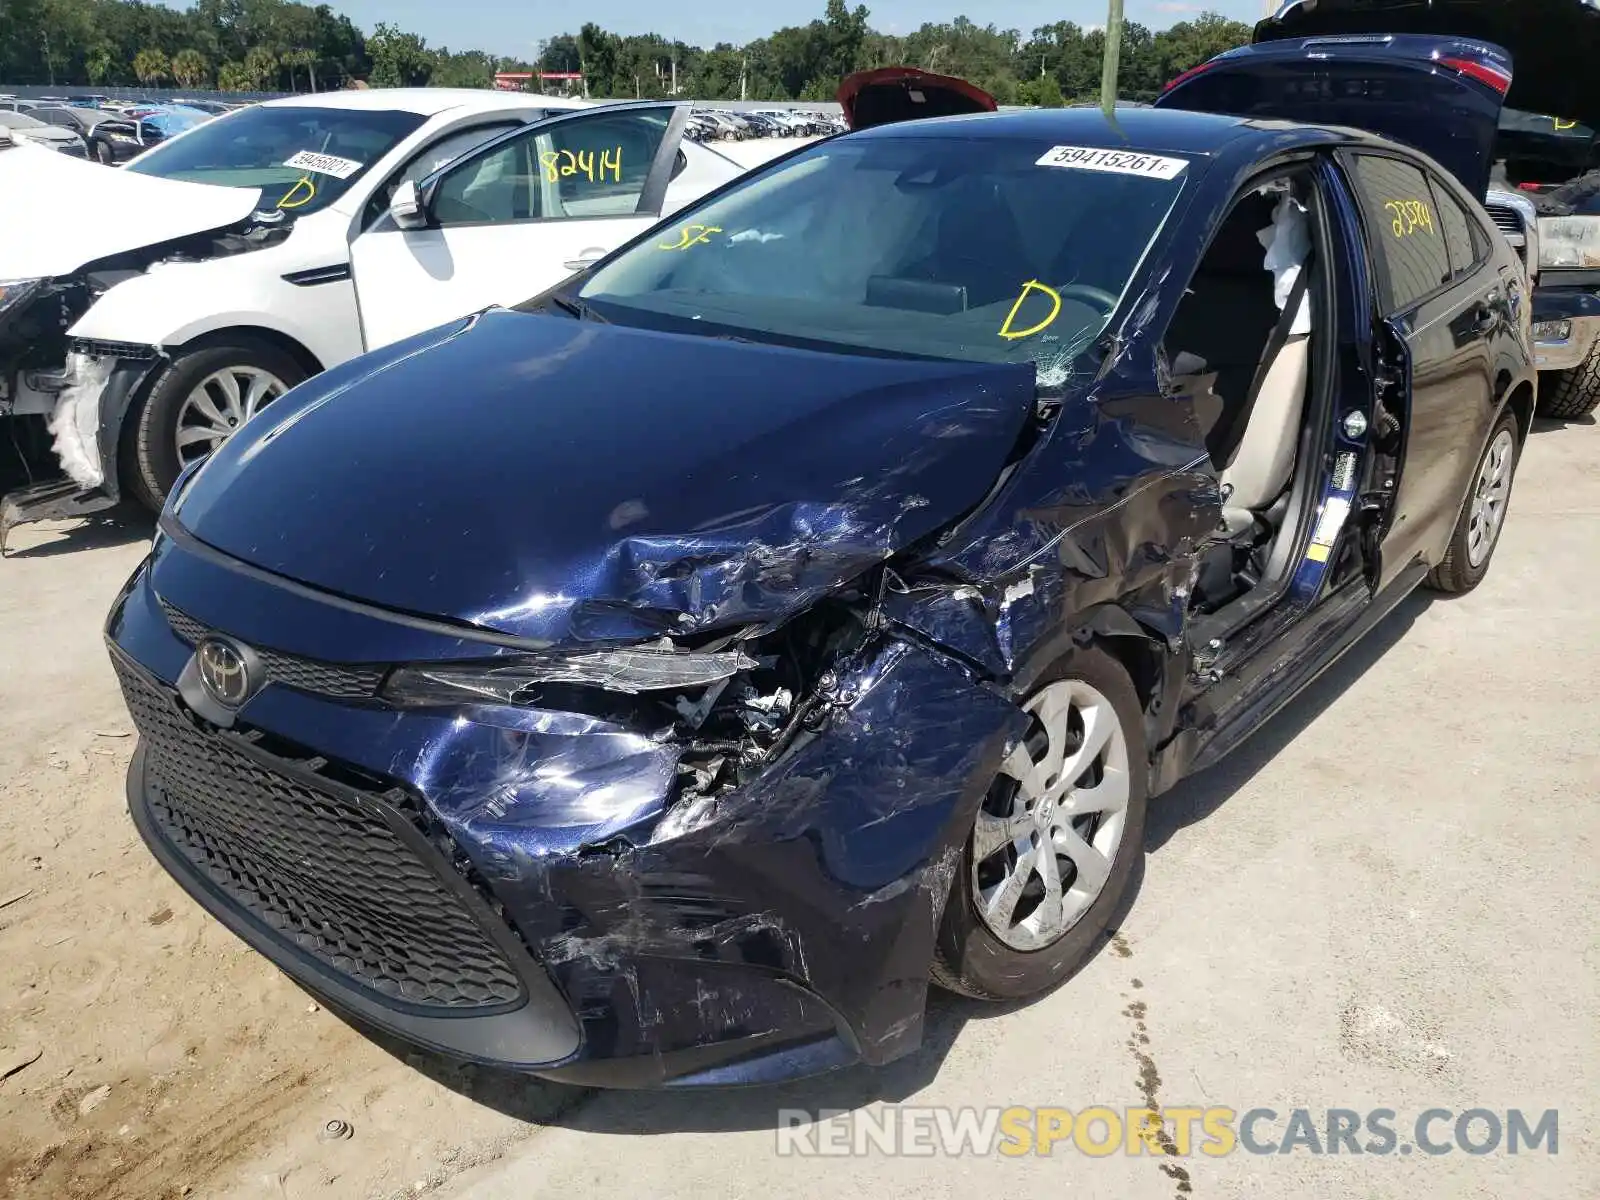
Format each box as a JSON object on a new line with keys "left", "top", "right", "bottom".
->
{"left": 256, "top": 89, "right": 593, "bottom": 119}
{"left": 850, "top": 105, "right": 1331, "bottom": 156}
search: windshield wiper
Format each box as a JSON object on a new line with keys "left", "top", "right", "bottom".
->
{"left": 544, "top": 293, "right": 611, "bottom": 323}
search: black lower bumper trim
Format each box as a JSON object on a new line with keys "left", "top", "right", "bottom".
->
{"left": 126, "top": 741, "right": 584, "bottom": 1069}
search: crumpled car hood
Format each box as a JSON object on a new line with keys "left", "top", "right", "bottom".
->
{"left": 174, "top": 310, "right": 1038, "bottom": 647}
{"left": 0, "top": 145, "right": 259, "bottom": 280}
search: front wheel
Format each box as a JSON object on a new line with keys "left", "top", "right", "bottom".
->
{"left": 1426, "top": 412, "right": 1521, "bottom": 595}
{"left": 123, "top": 338, "right": 306, "bottom": 511}
{"left": 932, "top": 646, "right": 1148, "bottom": 1001}
{"left": 94, "top": 140, "right": 114, "bottom": 165}
{"left": 1539, "top": 341, "right": 1600, "bottom": 420}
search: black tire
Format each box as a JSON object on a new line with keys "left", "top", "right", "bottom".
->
{"left": 1425, "top": 411, "right": 1521, "bottom": 595}
{"left": 122, "top": 337, "right": 307, "bottom": 512}
{"left": 94, "top": 139, "right": 113, "bottom": 165}
{"left": 1538, "top": 342, "right": 1600, "bottom": 420}
{"left": 932, "top": 644, "right": 1148, "bottom": 1001}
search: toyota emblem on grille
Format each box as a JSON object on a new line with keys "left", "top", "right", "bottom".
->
{"left": 196, "top": 638, "right": 253, "bottom": 707}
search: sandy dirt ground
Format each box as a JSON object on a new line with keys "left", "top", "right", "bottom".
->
{"left": 3, "top": 417, "right": 1596, "bottom": 1200}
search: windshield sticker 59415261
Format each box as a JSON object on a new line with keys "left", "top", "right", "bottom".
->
{"left": 282, "top": 150, "right": 364, "bottom": 180}
{"left": 1035, "top": 145, "right": 1189, "bottom": 180}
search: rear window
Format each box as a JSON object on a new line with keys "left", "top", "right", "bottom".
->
{"left": 1496, "top": 107, "right": 1598, "bottom": 188}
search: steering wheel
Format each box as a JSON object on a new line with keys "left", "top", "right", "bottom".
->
{"left": 1056, "top": 283, "right": 1119, "bottom": 314}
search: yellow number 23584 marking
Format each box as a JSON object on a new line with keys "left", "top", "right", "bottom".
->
{"left": 1385, "top": 199, "right": 1435, "bottom": 239}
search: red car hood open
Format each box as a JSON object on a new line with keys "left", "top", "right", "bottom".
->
{"left": 837, "top": 68, "right": 997, "bottom": 130}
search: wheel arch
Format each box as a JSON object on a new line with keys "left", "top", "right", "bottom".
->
{"left": 1499, "top": 372, "right": 1536, "bottom": 444}
{"left": 113, "top": 326, "right": 324, "bottom": 507}
{"left": 1007, "top": 601, "right": 1174, "bottom": 751}
{"left": 169, "top": 325, "right": 326, "bottom": 379}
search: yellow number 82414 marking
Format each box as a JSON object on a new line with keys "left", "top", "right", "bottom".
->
{"left": 1385, "top": 199, "right": 1435, "bottom": 239}
{"left": 540, "top": 146, "right": 623, "bottom": 184}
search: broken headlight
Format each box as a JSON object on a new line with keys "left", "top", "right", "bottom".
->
{"left": 382, "top": 642, "right": 760, "bottom": 707}
{"left": 1537, "top": 216, "right": 1600, "bottom": 269}
{"left": 0, "top": 278, "right": 43, "bottom": 317}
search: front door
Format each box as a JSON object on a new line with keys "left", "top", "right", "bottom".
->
{"left": 349, "top": 103, "right": 688, "bottom": 351}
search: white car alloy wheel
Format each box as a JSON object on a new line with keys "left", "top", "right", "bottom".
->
{"left": 1466, "top": 427, "right": 1516, "bottom": 568}
{"left": 174, "top": 365, "right": 287, "bottom": 467}
{"left": 972, "top": 678, "right": 1131, "bottom": 951}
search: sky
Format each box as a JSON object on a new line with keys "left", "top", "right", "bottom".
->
{"left": 304, "top": 1, "right": 1279, "bottom": 60}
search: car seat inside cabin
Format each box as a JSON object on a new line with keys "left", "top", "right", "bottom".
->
{"left": 1167, "top": 174, "right": 1319, "bottom": 614}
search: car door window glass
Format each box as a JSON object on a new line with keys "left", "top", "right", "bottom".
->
{"left": 432, "top": 110, "right": 672, "bottom": 227}
{"left": 1430, "top": 175, "right": 1485, "bottom": 279}
{"left": 1348, "top": 154, "right": 1453, "bottom": 312}
{"left": 364, "top": 121, "right": 523, "bottom": 228}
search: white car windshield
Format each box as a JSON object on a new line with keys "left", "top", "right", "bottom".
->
{"left": 126, "top": 105, "right": 426, "bottom": 214}
{"left": 578, "top": 134, "right": 1188, "bottom": 383}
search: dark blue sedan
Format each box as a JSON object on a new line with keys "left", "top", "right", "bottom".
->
{"left": 107, "top": 42, "right": 1534, "bottom": 1087}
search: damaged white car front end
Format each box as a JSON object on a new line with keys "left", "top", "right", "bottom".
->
{"left": 0, "top": 144, "right": 284, "bottom": 549}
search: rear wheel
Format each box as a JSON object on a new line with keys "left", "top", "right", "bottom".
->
{"left": 1426, "top": 412, "right": 1521, "bottom": 594}
{"left": 932, "top": 646, "right": 1148, "bottom": 1000}
{"left": 123, "top": 338, "right": 306, "bottom": 511}
{"left": 1539, "top": 344, "right": 1600, "bottom": 420}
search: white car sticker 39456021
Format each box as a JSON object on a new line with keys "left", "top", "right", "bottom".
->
{"left": 282, "top": 150, "right": 365, "bottom": 180}
{"left": 1035, "top": 145, "right": 1189, "bottom": 180}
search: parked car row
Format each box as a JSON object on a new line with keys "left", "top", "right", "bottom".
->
{"left": 686, "top": 107, "right": 844, "bottom": 141}
{"left": 0, "top": 93, "right": 247, "bottom": 117}
{"left": 0, "top": 97, "right": 219, "bottom": 161}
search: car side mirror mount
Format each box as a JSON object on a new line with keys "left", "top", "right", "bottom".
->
{"left": 389, "top": 179, "right": 430, "bottom": 230}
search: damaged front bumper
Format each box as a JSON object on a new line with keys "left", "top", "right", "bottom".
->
{"left": 107, "top": 535, "right": 1029, "bottom": 1087}
{"left": 0, "top": 347, "right": 160, "bottom": 552}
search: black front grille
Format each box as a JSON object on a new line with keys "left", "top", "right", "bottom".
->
{"left": 160, "top": 600, "right": 385, "bottom": 700}
{"left": 114, "top": 653, "right": 527, "bottom": 1011}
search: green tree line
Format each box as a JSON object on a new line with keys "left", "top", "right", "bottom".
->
{"left": 0, "top": 0, "right": 1251, "bottom": 99}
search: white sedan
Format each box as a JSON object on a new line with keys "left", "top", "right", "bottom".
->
{"left": 0, "top": 88, "right": 745, "bottom": 529}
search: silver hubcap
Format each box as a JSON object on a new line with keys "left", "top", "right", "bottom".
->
{"left": 972, "top": 679, "right": 1131, "bottom": 951}
{"left": 174, "top": 366, "right": 287, "bottom": 466}
{"left": 1467, "top": 429, "right": 1516, "bottom": 568}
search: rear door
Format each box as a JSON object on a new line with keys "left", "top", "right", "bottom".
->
{"left": 1156, "top": 34, "right": 1511, "bottom": 196}
{"left": 349, "top": 103, "right": 689, "bottom": 351}
{"left": 1339, "top": 148, "right": 1506, "bottom": 584}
